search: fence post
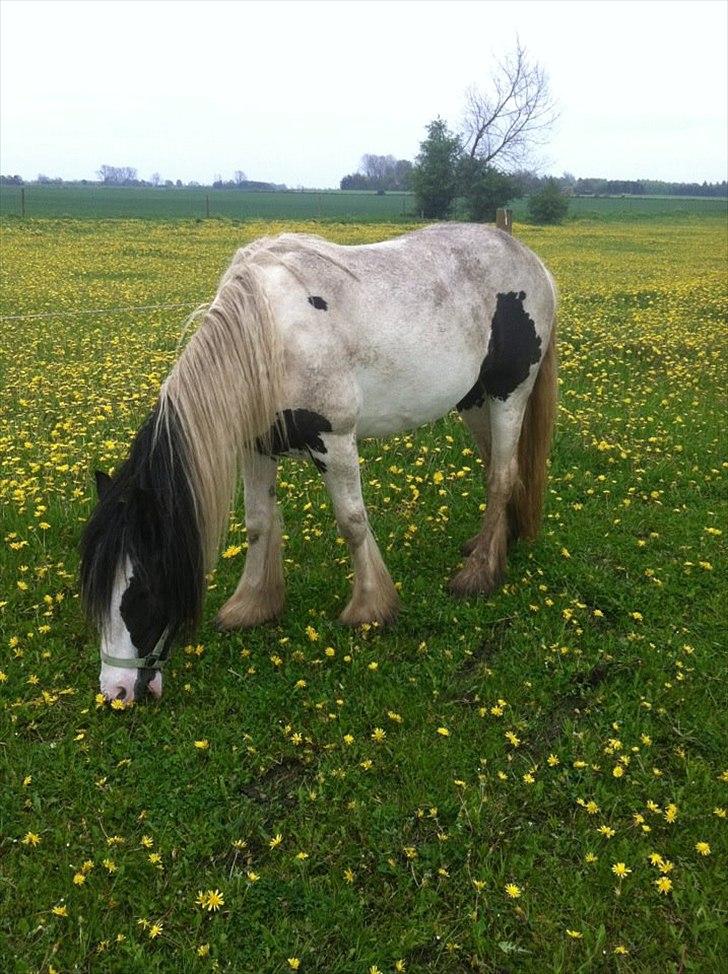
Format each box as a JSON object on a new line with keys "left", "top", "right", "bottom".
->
{"left": 496, "top": 207, "right": 512, "bottom": 233}
{"left": 205, "top": 195, "right": 210, "bottom": 219}
{"left": 21, "top": 187, "right": 26, "bottom": 218}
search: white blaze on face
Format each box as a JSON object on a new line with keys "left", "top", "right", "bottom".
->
{"left": 99, "top": 558, "right": 163, "bottom": 701}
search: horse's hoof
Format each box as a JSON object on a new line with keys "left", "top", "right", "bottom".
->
{"left": 339, "top": 594, "right": 399, "bottom": 629}
{"left": 448, "top": 567, "right": 500, "bottom": 599}
{"left": 215, "top": 592, "right": 284, "bottom": 630}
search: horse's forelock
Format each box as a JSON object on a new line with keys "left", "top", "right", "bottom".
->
{"left": 80, "top": 404, "right": 204, "bottom": 639}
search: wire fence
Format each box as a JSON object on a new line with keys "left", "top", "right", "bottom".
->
{"left": 0, "top": 302, "right": 198, "bottom": 323}
{"left": 0, "top": 186, "right": 417, "bottom": 222}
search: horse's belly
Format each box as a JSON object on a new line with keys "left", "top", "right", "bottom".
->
{"left": 355, "top": 347, "right": 479, "bottom": 437}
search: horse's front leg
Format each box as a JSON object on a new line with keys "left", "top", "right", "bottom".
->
{"left": 216, "top": 452, "right": 285, "bottom": 630}
{"left": 322, "top": 431, "right": 399, "bottom": 627}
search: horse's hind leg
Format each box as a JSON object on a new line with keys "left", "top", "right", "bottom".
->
{"left": 450, "top": 395, "right": 526, "bottom": 597}
{"left": 216, "top": 453, "right": 285, "bottom": 630}
{"left": 458, "top": 402, "right": 491, "bottom": 556}
{"left": 321, "top": 431, "right": 399, "bottom": 627}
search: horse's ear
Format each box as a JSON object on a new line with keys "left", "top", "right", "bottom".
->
{"left": 95, "top": 470, "right": 112, "bottom": 499}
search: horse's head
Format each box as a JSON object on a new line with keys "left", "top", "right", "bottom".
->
{"left": 80, "top": 408, "right": 204, "bottom": 703}
{"left": 97, "top": 543, "right": 168, "bottom": 702}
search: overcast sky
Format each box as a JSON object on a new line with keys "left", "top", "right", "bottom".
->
{"left": 1, "top": 0, "right": 726, "bottom": 186}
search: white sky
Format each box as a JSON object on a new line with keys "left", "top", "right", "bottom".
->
{"left": 1, "top": 0, "right": 726, "bottom": 186}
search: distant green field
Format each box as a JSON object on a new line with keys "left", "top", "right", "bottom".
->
{"left": 0, "top": 185, "right": 415, "bottom": 222}
{"left": 1, "top": 183, "right": 726, "bottom": 222}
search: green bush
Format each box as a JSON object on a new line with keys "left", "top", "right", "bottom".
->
{"left": 458, "top": 158, "right": 516, "bottom": 222}
{"left": 527, "top": 178, "right": 569, "bottom": 224}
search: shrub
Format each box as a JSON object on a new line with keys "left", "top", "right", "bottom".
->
{"left": 527, "top": 179, "right": 569, "bottom": 224}
{"left": 458, "top": 158, "right": 517, "bottom": 222}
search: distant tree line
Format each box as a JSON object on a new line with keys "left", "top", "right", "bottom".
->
{"left": 572, "top": 177, "right": 727, "bottom": 198}
{"left": 0, "top": 168, "right": 725, "bottom": 199}
{"left": 340, "top": 155, "right": 413, "bottom": 191}
{"left": 0, "top": 167, "right": 287, "bottom": 190}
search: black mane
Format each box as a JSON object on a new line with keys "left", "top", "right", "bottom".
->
{"left": 79, "top": 402, "right": 204, "bottom": 643}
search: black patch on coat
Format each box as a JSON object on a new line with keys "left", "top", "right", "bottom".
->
{"left": 308, "top": 295, "right": 328, "bottom": 311}
{"left": 79, "top": 402, "right": 204, "bottom": 663}
{"left": 457, "top": 290, "right": 542, "bottom": 410}
{"left": 120, "top": 574, "right": 166, "bottom": 654}
{"left": 257, "top": 408, "right": 332, "bottom": 472}
{"left": 120, "top": 573, "right": 167, "bottom": 696}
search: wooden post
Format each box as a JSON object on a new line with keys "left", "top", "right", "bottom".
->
{"left": 496, "top": 207, "right": 512, "bottom": 233}
{"left": 21, "top": 187, "right": 25, "bottom": 218}
{"left": 205, "top": 194, "right": 210, "bottom": 219}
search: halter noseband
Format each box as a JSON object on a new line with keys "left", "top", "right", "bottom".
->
{"left": 101, "top": 626, "right": 172, "bottom": 671}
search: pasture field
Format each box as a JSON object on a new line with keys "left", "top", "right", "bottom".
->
{"left": 0, "top": 183, "right": 726, "bottom": 222}
{"left": 0, "top": 215, "right": 726, "bottom": 973}
{"left": 0, "top": 187, "right": 415, "bottom": 223}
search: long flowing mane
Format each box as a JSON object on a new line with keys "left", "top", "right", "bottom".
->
{"left": 80, "top": 256, "right": 285, "bottom": 631}
{"left": 158, "top": 257, "right": 284, "bottom": 565}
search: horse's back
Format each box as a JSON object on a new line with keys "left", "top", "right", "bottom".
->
{"left": 252, "top": 225, "right": 556, "bottom": 437}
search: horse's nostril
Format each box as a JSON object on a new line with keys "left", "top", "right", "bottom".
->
{"left": 115, "top": 686, "right": 127, "bottom": 701}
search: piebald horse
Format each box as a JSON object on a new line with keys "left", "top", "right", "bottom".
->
{"left": 80, "top": 224, "right": 557, "bottom": 702}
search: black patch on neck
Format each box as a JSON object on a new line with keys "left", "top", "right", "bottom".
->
{"left": 79, "top": 402, "right": 204, "bottom": 650}
{"left": 257, "top": 408, "right": 332, "bottom": 472}
{"left": 457, "top": 291, "right": 542, "bottom": 410}
{"left": 308, "top": 295, "right": 328, "bottom": 311}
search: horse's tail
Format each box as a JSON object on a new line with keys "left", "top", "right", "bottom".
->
{"left": 158, "top": 260, "right": 284, "bottom": 567}
{"left": 509, "top": 315, "right": 558, "bottom": 541}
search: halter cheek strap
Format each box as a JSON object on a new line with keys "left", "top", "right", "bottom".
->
{"left": 101, "top": 626, "right": 171, "bottom": 671}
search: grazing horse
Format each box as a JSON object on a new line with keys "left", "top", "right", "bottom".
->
{"left": 80, "top": 224, "right": 557, "bottom": 701}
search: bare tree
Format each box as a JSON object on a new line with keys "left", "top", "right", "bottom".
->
{"left": 461, "top": 39, "right": 557, "bottom": 169}
{"left": 97, "top": 165, "right": 138, "bottom": 185}
{"left": 233, "top": 170, "right": 248, "bottom": 185}
{"left": 360, "top": 154, "right": 396, "bottom": 184}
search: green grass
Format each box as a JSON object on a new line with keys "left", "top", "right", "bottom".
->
{"left": 0, "top": 215, "right": 726, "bottom": 973}
{"left": 1, "top": 183, "right": 725, "bottom": 223}
{"left": 0, "top": 185, "right": 415, "bottom": 222}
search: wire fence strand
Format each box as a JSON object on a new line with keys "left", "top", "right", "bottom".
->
{"left": 0, "top": 302, "right": 198, "bottom": 323}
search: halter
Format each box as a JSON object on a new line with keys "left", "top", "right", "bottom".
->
{"left": 101, "top": 626, "right": 172, "bottom": 671}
